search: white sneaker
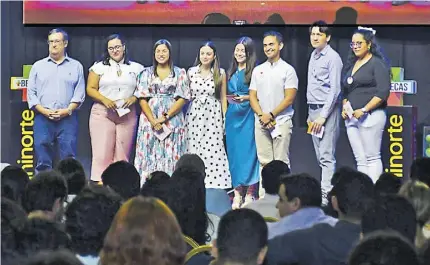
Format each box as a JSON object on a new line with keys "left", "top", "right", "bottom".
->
{"left": 242, "top": 194, "right": 255, "bottom": 207}
{"left": 232, "top": 195, "right": 242, "bottom": 209}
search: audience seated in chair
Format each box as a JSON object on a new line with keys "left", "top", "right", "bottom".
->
{"left": 176, "top": 154, "right": 231, "bottom": 217}
{"left": 266, "top": 169, "right": 374, "bottom": 265}
{"left": 23, "top": 249, "right": 84, "bottom": 265}
{"left": 398, "top": 180, "right": 430, "bottom": 248}
{"left": 244, "top": 160, "right": 290, "bottom": 218}
{"left": 18, "top": 217, "right": 72, "bottom": 258}
{"left": 267, "top": 173, "right": 338, "bottom": 239}
{"left": 56, "top": 158, "right": 87, "bottom": 205}
{"left": 65, "top": 185, "right": 122, "bottom": 265}
{"left": 22, "top": 170, "right": 68, "bottom": 222}
{"left": 410, "top": 157, "right": 430, "bottom": 187}
{"left": 323, "top": 167, "right": 357, "bottom": 218}
{"left": 99, "top": 197, "right": 187, "bottom": 265}
{"left": 101, "top": 160, "right": 140, "bottom": 200}
{"left": 1, "top": 165, "right": 30, "bottom": 205}
{"left": 166, "top": 166, "right": 214, "bottom": 246}
{"left": 140, "top": 170, "right": 170, "bottom": 203}
{"left": 211, "top": 209, "right": 268, "bottom": 265}
{"left": 348, "top": 230, "right": 420, "bottom": 265}
{"left": 374, "top": 172, "right": 402, "bottom": 196}
{"left": 1, "top": 197, "right": 28, "bottom": 265}
{"left": 361, "top": 194, "right": 417, "bottom": 244}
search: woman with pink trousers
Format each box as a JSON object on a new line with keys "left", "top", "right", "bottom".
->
{"left": 86, "top": 34, "right": 144, "bottom": 182}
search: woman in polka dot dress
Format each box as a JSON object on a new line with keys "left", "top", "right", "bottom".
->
{"left": 185, "top": 41, "right": 232, "bottom": 190}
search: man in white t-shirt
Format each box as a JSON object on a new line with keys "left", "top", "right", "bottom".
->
{"left": 249, "top": 31, "right": 298, "bottom": 197}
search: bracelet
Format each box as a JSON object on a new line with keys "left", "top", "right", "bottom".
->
{"left": 270, "top": 112, "right": 275, "bottom": 119}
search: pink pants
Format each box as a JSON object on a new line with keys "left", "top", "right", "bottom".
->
{"left": 89, "top": 103, "right": 137, "bottom": 181}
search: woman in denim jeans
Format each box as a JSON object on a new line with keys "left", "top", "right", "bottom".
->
{"left": 341, "top": 27, "right": 391, "bottom": 183}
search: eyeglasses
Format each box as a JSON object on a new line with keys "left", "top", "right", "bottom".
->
{"left": 350, "top": 41, "right": 364, "bottom": 49}
{"left": 108, "top": 45, "right": 123, "bottom": 52}
{"left": 47, "top": 39, "right": 64, "bottom": 45}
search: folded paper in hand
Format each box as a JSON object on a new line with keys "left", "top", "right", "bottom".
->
{"left": 154, "top": 124, "right": 172, "bottom": 141}
{"left": 115, "top": 99, "right": 131, "bottom": 117}
{"left": 343, "top": 101, "right": 354, "bottom": 119}
{"left": 227, "top": 95, "right": 239, "bottom": 104}
{"left": 307, "top": 122, "right": 325, "bottom": 139}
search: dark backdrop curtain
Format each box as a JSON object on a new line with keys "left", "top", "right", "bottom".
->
{"left": 2, "top": 1, "right": 430, "bottom": 176}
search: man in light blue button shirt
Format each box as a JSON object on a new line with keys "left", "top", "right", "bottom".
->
{"left": 306, "top": 21, "right": 343, "bottom": 204}
{"left": 268, "top": 173, "right": 337, "bottom": 239}
{"left": 27, "top": 28, "right": 85, "bottom": 172}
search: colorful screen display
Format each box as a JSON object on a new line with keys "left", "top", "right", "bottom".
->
{"left": 23, "top": 1, "right": 430, "bottom": 25}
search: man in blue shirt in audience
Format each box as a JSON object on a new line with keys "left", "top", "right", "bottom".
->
{"left": 268, "top": 173, "right": 337, "bottom": 239}
{"left": 27, "top": 28, "right": 85, "bottom": 173}
{"left": 266, "top": 169, "right": 374, "bottom": 265}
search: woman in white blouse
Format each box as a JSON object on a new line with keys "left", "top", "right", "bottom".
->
{"left": 86, "top": 34, "right": 144, "bottom": 182}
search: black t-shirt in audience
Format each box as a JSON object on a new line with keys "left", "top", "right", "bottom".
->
{"left": 342, "top": 56, "right": 391, "bottom": 110}
{"left": 266, "top": 220, "right": 361, "bottom": 265}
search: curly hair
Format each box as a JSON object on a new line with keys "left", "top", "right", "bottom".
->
{"left": 100, "top": 197, "right": 186, "bottom": 265}
{"left": 65, "top": 185, "right": 123, "bottom": 256}
{"left": 342, "top": 28, "right": 391, "bottom": 78}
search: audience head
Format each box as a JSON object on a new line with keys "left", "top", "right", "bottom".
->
{"left": 102, "top": 33, "right": 129, "bottom": 65}
{"left": 201, "top": 13, "right": 231, "bottom": 24}
{"left": 399, "top": 180, "right": 430, "bottom": 228}
{"left": 140, "top": 171, "right": 170, "bottom": 202}
{"left": 263, "top": 30, "right": 283, "bottom": 61}
{"left": 18, "top": 217, "right": 71, "bottom": 256}
{"left": 56, "top": 158, "right": 86, "bottom": 195}
{"left": 23, "top": 249, "right": 83, "bottom": 265}
{"left": 264, "top": 13, "right": 285, "bottom": 25}
{"left": 101, "top": 161, "right": 140, "bottom": 200}
{"left": 348, "top": 230, "right": 420, "bottom": 265}
{"left": 100, "top": 196, "right": 186, "bottom": 265}
{"left": 1, "top": 197, "right": 28, "bottom": 263}
{"left": 398, "top": 180, "right": 430, "bottom": 248}
{"left": 65, "top": 185, "right": 123, "bottom": 257}
{"left": 175, "top": 153, "right": 206, "bottom": 177}
{"left": 331, "top": 169, "right": 374, "bottom": 220}
{"left": 22, "top": 170, "right": 68, "bottom": 220}
{"left": 324, "top": 167, "right": 357, "bottom": 218}
{"left": 277, "top": 173, "right": 322, "bottom": 217}
{"left": 410, "top": 157, "right": 430, "bottom": 187}
{"left": 361, "top": 194, "right": 417, "bottom": 243}
{"left": 261, "top": 160, "right": 290, "bottom": 195}
{"left": 194, "top": 41, "right": 222, "bottom": 99}
{"left": 153, "top": 39, "right": 174, "bottom": 71}
{"left": 166, "top": 166, "right": 209, "bottom": 245}
{"left": 213, "top": 209, "right": 268, "bottom": 265}
{"left": 228, "top": 36, "right": 257, "bottom": 85}
{"left": 309, "top": 20, "right": 332, "bottom": 50}
{"left": 375, "top": 172, "right": 402, "bottom": 195}
{"left": 1, "top": 165, "right": 30, "bottom": 203}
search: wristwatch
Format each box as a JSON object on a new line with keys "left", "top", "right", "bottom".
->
{"left": 361, "top": 107, "right": 368, "bottom": 113}
{"left": 163, "top": 112, "right": 170, "bottom": 120}
{"left": 67, "top": 107, "right": 73, "bottom": 116}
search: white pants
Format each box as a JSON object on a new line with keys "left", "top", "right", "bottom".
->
{"left": 345, "top": 109, "right": 386, "bottom": 183}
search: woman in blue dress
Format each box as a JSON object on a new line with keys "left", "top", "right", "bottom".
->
{"left": 225, "top": 37, "right": 260, "bottom": 209}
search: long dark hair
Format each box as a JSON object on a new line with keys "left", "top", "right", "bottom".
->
{"left": 166, "top": 166, "right": 211, "bottom": 245}
{"left": 342, "top": 28, "right": 391, "bottom": 77}
{"left": 152, "top": 39, "right": 175, "bottom": 78}
{"left": 194, "top": 41, "right": 222, "bottom": 100}
{"left": 227, "top": 36, "right": 257, "bottom": 85}
{"left": 100, "top": 34, "right": 130, "bottom": 66}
